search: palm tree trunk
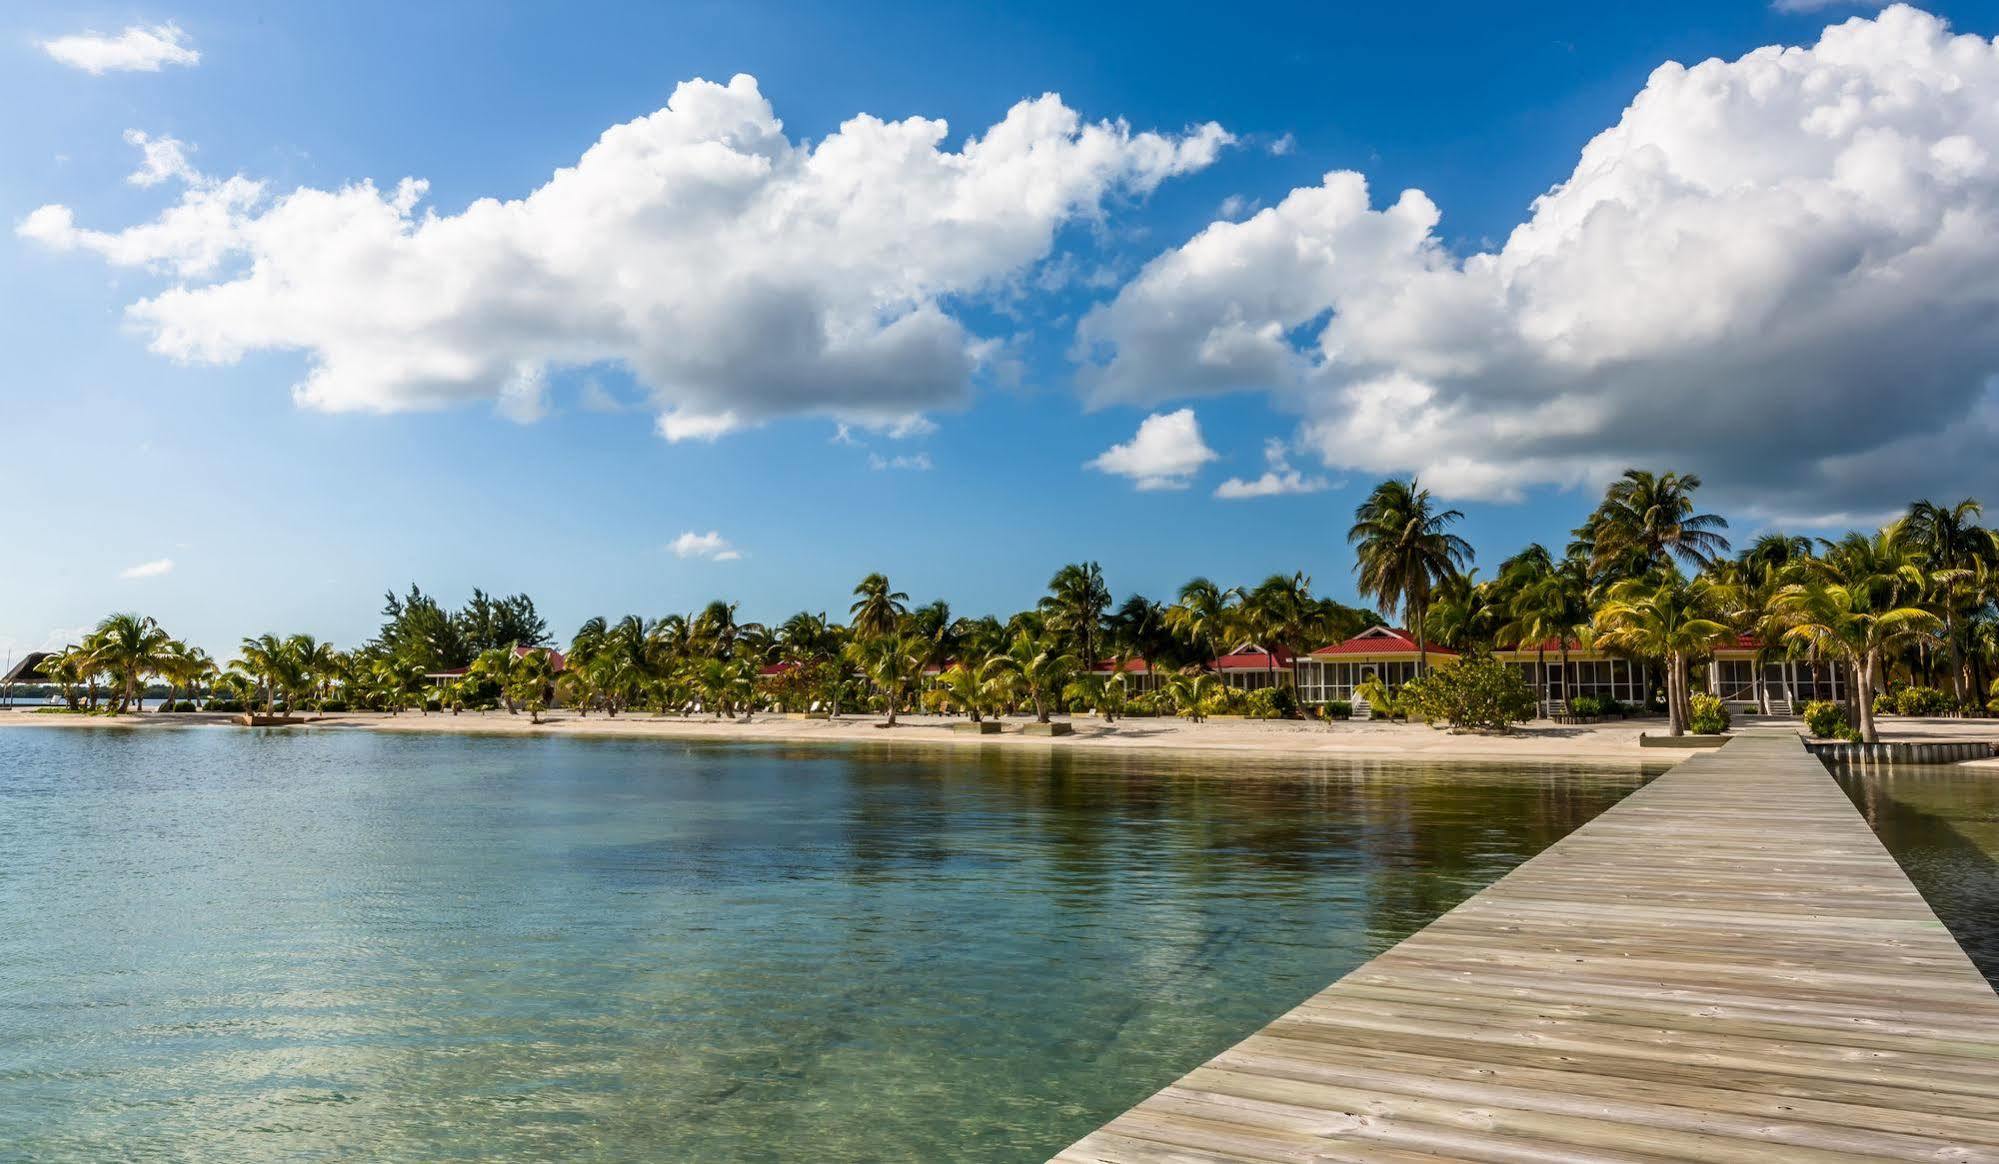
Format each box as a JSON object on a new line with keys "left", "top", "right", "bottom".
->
{"left": 1856, "top": 651, "right": 1881, "bottom": 744}
{"left": 1666, "top": 654, "right": 1685, "bottom": 736}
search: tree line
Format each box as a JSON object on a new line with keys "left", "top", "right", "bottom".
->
{"left": 20, "top": 470, "right": 1999, "bottom": 743}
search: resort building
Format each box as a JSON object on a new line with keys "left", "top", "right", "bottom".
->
{"left": 1708, "top": 636, "right": 1849, "bottom": 714}
{"left": 1213, "top": 645, "right": 1297, "bottom": 691}
{"left": 1089, "top": 657, "right": 1163, "bottom": 695}
{"left": 1491, "top": 640, "right": 1655, "bottom": 713}
{"left": 1292, "top": 627, "right": 1455, "bottom": 706}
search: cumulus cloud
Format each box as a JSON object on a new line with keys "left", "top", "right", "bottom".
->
{"left": 1215, "top": 438, "right": 1330, "bottom": 499}
{"left": 669, "top": 530, "right": 740, "bottom": 560}
{"left": 1076, "top": 6, "right": 1999, "bottom": 515}
{"left": 119, "top": 557, "right": 174, "bottom": 579}
{"left": 1087, "top": 408, "right": 1217, "bottom": 490}
{"left": 23, "top": 75, "right": 1227, "bottom": 442}
{"left": 41, "top": 23, "right": 199, "bottom": 74}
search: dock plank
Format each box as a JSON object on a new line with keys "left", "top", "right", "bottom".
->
{"left": 1052, "top": 731, "right": 1999, "bottom": 1162}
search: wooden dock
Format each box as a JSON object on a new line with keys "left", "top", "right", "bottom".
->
{"left": 1053, "top": 730, "right": 1999, "bottom": 1162}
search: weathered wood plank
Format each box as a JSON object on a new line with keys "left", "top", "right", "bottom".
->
{"left": 1052, "top": 731, "right": 1999, "bottom": 1162}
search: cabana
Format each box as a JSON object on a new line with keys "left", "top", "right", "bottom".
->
{"left": 1292, "top": 627, "right": 1454, "bottom": 706}
{"left": 1492, "top": 640, "right": 1654, "bottom": 715}
{"left": 1213, "top": 645, "right": 1297, "bottom": 691}
{"left": 1707, "top": 636, "right": 1847, "bottom": 715}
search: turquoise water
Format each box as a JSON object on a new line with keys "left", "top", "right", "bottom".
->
{"left": 0, "top": 728, "right": 1653, "bottom": 1161}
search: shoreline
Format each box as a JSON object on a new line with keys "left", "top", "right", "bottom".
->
{"left": 0, "top": 706, "right": 1708, "bottom": 767}
{"left": 11, "top": 705, "right": 1994, "bottom": 767}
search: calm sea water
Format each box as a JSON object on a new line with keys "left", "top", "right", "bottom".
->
{"left": 1834, "top": 762, "right": 1999, "bottom": 986}
{"left": 1, "top": 727, "right": 1654, "bottom": 1161}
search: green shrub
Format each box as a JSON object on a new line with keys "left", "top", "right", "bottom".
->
{"left": 1801, "top": 700, "right": 1852, "bottom": 739}
{"left": 319, "top": 699, "right": 351, "bottom": 713}
{"left": 1894, "top": 686, "right": 1949, "bottom": 717}
{"left": 1398, "top": 657, "right": 1536, "bottom": 731}
{"left": 1688, "top": 692, "right": 1731, "bottom": 735}
{"left": 1243, "top": 685, "right": 1299, "bottom": 720}
{"left": 208, "top": 699, "right": 244, "bottom": 712}
{"left": 1569, "top": 694, "right": 1625, "bottom": 718}
{"left": 1323, "top": 700, "right": 1353, "bottom": 720}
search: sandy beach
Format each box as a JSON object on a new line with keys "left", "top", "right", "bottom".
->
{"left": 0, "top": 706, "right": 1721, "bottom": 766}
{"left": 9, "top": 705, "right": 1996, "bottom": 766}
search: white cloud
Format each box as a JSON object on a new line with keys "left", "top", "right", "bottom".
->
{"left": 1087, "top": 408, "right": 1217, "bottom": 490}
{"left": 119, "top": 557, "right": 174, "bottom": 579}
{"left": 669, "top": 530, "right": 740, "bottom": 560}
{"left": 123, "top": 130, "right": 196, "bottom": 187}
{"left": 41, "top": 23, "right": 199, "bottom": 74}
{"left": 1215, "top": 438, "right": 1330, "bottom": 498}
{"left": 24, "top": 76, "right": 1227, "bottom": 443}
{"left": 1268, "top": 133, "right": 1297, "bottom": 157}
{"left": 1076, "top": 7, "right": 1999, "bottom": 515}
{"left": 868, "top": 452, "right": 933, "bottom": 471}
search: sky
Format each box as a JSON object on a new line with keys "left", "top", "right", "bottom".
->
{"left": 4, "top": 0, "right": 1999, "bottom": 660}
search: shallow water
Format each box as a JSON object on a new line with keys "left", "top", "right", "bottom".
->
{"left": 1834, "top": 762, "right": 1999, "bottom": 987}
{"left": 0, "top": 727, "right": 1654, "bottom": 1162}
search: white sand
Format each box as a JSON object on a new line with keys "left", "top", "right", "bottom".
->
{"left": 0, "top": 706, "right": 1702, "bottom": 766}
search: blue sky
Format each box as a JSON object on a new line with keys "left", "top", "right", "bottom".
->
{"left": 5, "top": 1, "right": 1998, "bottom": 659}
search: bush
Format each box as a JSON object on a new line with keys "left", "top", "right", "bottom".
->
{"left": 207, "top": 699, "right": 244, "bottom": 712}
{"left": 319, "top": 699, "right": 351, "bottom": 713}
{"left": 1398, "top": 657, "right": 1536, "bottom": 732}
{"left": 1688, "top": 692, "right": 1731, "bottom": 735}
{"left": 1569, "top": 694, "right": 1624, "bottom": 718}
{"left": 1244, "top": 685, "right": 1299, "bottom": 720}
{"left": 1894, "top": 686, "right": 1949, "bottom": 717}
{"left": 1322, "top": 700, "right": 1353, "bottom": 720}
{"left": 1801, "top": 700, "right": 1852, "bottom": 739}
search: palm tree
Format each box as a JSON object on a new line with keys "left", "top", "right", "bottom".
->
{"left": 988, "top": 630, "right": 1077, "bottom": 724}
{"left": 1243, "top": 572, "right": 1315, "bottom": 687}
{"left": 848, "top": 631, "right": 926, "bottom": 726}
{"left": 232, "top": 633, "right": 301, "bottom": 715}
{"left": 1165, "top": 577, "right": 1237, "bottom": 668}
{"left": 1894, "top": 499, "right": 1995, "bottom": 705}
{"left": 288, "top": 635, "right": 342, "bottom": 712}
{"left": 1593, "top": 570, "right": 1736, "bottom": 735}
{"left": 1348, "top": 478, "right": 1473, "bottom": 670}
{"left": 91, "top": 613, "right": 174, "bottom": 712}
{"left": 1042, "top": 562, "right": 1111, "bottom": 667}
{"left": 1499, "top": 550, "right": 1592, "bottom": 713}
{"left": 156, "top": 640, "right": 215, "bottom": 711}
{"left": 937, "top": 660, "right": 999, "bottom": 722}
{"left": 1580, "top": 469, "right": 1731, "bottom": 580}
{"left": 471, "top": 646, "right": 527, "bottom": 714}
{"left": 849, "top": 573, "right": 909, "bottom": 641}
{"left": 1166, "top": 668, "right": 1220, "bottom": 723}
{"left": 1776, "top": 530, "right": 1943, "bottom": 742}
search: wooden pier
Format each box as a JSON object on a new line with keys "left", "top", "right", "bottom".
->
{"left": 1053, "top": 730, "right": 1999, "bottom": 1162}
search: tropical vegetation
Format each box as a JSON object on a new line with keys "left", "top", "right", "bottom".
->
{"left": 19, "top": 472, "right": 1999, "bottom": 745}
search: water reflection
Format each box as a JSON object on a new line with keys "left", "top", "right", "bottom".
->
{"left": 1833, "top": 762, "right": 1999, "bottom": 986}
{"left": 0, "top": 729, "right": 1652, "bottom": 1162}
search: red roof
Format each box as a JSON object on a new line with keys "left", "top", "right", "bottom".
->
{"left": 1091, "top": 658, "right": 1152, "bottom": 674}
{"left": 1310, "top": 628, "right": 1458, "bottom": 658}
{"left": 758, "top": 661, "right": 799, "bottom": 677}
{"left": 1214, "top": 644, "right": 1297, "bottom": 670}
